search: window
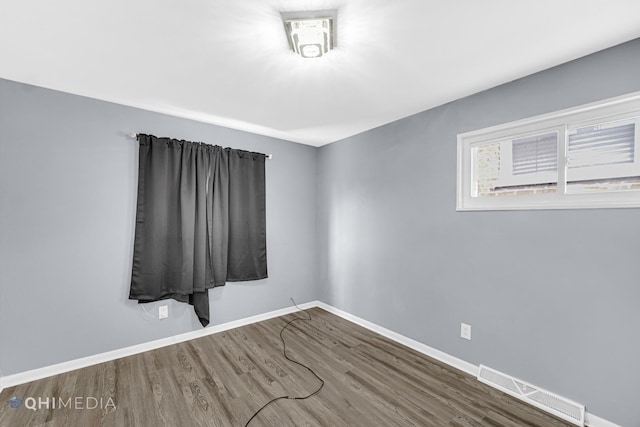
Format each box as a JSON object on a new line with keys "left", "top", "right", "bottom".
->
{"left": 457, "top": 91, "right": 640, "bottom": 210}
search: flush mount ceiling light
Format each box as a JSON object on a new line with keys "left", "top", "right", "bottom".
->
{"left": 281, "top": 10, "right": 337, "bottom": 58}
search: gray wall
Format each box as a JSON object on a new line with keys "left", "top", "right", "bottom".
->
{"left": 0, "top": 79, "right": 319, "bottom": 377}
{"left": 318, "top": 38, "right": 640, "bottom": 426}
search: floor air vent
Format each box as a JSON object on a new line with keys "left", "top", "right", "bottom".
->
{"left": 477, "top": 365, "right": 585, "bottom": 426}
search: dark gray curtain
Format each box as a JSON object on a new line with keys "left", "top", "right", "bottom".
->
{"left": 129, "top": 134, "right": 267, "bottom": 326}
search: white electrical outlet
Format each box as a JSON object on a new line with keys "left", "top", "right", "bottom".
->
{"left": 461, "top": 323, "right": 471, "bottom": 340}
{"left": 159, "top": 305, "right": 169, "bottom": 319}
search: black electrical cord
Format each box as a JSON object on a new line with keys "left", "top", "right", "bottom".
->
{"left": 244, "top": 299, "right": 325, "bottom": 427}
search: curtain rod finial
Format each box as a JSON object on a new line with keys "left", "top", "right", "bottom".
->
{"left": 129, "top": 133, "right": 138, "bottom": 140}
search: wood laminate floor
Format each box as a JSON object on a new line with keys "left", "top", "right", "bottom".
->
{"left": 0, "top": 308, "right": 572, "bottom": 426}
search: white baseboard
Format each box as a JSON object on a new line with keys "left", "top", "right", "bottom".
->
{"left": 0, "top": 300, "right": 619, "bottom": 427}
{"left": 313, "top": 301, "right": 478, "bottom": 376}
{"left": 0, "top": 303, "right": 307, "bottom": 391}
{"left": 584, "top": 413, "right": 622, "bottom": 427}
{"left": 314, "top": 302, "right": 620, "bottom": 427}
{"left": 312, "top": 302, "right": 620, "bottom": 427}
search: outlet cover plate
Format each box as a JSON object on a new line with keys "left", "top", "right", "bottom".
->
{"left": 461, "top": 323, "right": 471, "bottom": 340}
{"left": 159, "top": 305, "right": 169, "bottom": 319}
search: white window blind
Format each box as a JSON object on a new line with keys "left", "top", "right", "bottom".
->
{"left": 567, "top": 122, "right": 635, "bottom": 169}
{"left": 512, "top": 132, "right": 558, "bottom": 175}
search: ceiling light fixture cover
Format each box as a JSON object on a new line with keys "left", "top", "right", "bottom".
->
{"left": 281, "top": 10, "right": 337, "bottom": 58}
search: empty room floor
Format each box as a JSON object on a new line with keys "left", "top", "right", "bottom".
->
{"left": 0, "top": 308, "right": 571, "bottom": 426}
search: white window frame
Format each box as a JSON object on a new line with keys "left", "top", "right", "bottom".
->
{"left": 457, "top": 91, "right": 640, "bottom": 211}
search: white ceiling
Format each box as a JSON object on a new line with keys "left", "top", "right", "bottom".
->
{"left": 2, "top": 1, "right": 640, "bottom": 146}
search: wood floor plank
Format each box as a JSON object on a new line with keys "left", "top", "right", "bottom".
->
{"left": 0, "top": 308, "right": 573, "bottom": 426}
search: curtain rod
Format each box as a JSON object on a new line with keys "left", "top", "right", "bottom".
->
{"left": 129, "top": 133, "right": 272, "bottom": 159}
